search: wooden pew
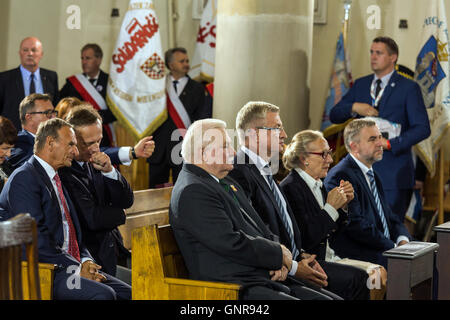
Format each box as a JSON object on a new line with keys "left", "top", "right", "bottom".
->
{"left": 383, "top": 241, "right": 439, "bottom": 300}
{"left": 22, "top": 262, "right": 56, "bottom": 300}
{"left": 433, "top": 221, "right": 450, "bottom": 299}
{"left": 132, "top": 224, "right": 240, "bottom": 300}
{"left": 119, "top": 187, "right": 173, "bottom": 250}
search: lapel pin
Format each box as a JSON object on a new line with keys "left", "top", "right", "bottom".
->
{"left": 391, "top": 83, "right": 395, "bottom": 87}
{"left": 230, "top": 185, "right": 237, "bottom": 192}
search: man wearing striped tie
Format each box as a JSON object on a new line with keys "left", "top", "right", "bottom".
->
{"left": 230, "top": 101, "right": 369, "bottom": 300}
{"left": 325, "top": 119, "right": 410, "bottom": 268}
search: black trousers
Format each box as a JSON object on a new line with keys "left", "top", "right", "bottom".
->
{"left": 321, "top": 260, "right": 370, "bottom": 300}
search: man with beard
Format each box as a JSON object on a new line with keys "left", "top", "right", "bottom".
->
{"left": 324, "top": 119, "right": 411, "bottom": 267}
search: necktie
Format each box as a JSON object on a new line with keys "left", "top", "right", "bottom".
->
{"left": 375, "top": 79, "right": 382, "bottom": 99}
{"left": 89, "top": 78, "right": 96, "bottom": 86}
{"left": 173, "top": 80, "right": 178, "bottom": 93}
{"left": 53, "top": 173, "right": 81, "bottom": 262}
{"left": 366, "top": 170, "right": 390, "bottom": 239}
{"left": 266, "top": 171, "right": 299, "bottom": 259}
{"left": 29, "top": 73, "right": 35, "bottom": 94}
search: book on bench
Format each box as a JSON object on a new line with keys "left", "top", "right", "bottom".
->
{"left": 383, "top": 241, "right": 439, "bottom": 259}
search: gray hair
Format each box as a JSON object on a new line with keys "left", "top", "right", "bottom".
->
{"left": 34, "top": 118, "right": 73, "bottom": 154}
{"left": 283, "top": 130, "right": 324, "bottom": 170}
{"left": 181, "top": 118, "right": 227, "bottom": 164}
{"left": 344, "top": 119, "right": 377, "bottom": 152}
{"left": 235, "top": 101, "right": 279, "bottom": 145}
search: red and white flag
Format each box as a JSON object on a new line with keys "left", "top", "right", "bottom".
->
{"left": 106, "top": 0, "right": 166, "bottom": 139}
{"left": 189, "top": 0, "right": 217, "bottom": 82}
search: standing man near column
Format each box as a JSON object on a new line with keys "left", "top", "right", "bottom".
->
{"left": 0, "top": 37, "right": 59, "bottom": 130}
{"left": 148, "top": 47, "right": 211, "bottom": 188}
{"left": 329, "top": 37, "right": 430, "bottom": 223}
{"left": 324, "top": 119, "right": 411, "bottom": 267}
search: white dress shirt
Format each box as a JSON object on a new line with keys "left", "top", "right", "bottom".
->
{"left": 170, "top": 75, "right": 188, "bottom": 96}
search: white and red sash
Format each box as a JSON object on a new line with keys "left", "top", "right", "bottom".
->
{"left": 166, "top": 77, "right": 191, "bottom": 137}
{"left": 67, "top": 74, "right": 117, "bottom": 146}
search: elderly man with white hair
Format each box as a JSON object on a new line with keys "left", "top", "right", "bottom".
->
{"left": 169, "top": 118, "right": 336, "bottom": 300}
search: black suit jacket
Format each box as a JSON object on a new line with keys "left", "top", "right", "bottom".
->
{"left": 229, "top": 150, "right": 303, "bottom": 256}
{"left": 0, "top": 66, "right": 59, "bottom": 129}
{"left": 8, "top": 129, "right": 34, "bottom": 170}
{"left": 59, "top": 70, "right": 116, "bottom": 148}
{"left": 324, "top": 154, "right": 410, "bottom": 266}
{"left": 0, "top": 156, "right": 92, "bottom": 269}
{"left": 148, "top": 77, "right": 211, "bottom": 165}
{"left": 279, "top": 170, "right": 348, "bottom": 260}
{"left": 59, "top": 161, "right": 133, "bottom": 275}
{"left": 170, "top": 163, "right": 289, "bottom": 290}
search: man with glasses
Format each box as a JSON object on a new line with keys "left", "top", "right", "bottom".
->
{"left": 8, "top": 93, "right": 58, "bottom": 170}
{"left": 0, "top": 37, "right": 59, "bottom": 130}
{"left": 229, "top": 101, "right": 369, "bottom": 300}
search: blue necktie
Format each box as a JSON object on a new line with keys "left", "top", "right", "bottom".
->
{"left": 266, "top": 171, "right": 299, "bottom": 260}
{"left": 366, "top": 170, "right": 390, "bottom": 239}
{"left": 173, "top": 80, "right": 178, "bottom": 93}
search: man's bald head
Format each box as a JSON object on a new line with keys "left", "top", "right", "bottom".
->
{"left": 19, "top": 37, "right": 43, "bottom": 72}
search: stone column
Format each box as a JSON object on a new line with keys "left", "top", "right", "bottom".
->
{"left": 214, "top": 0, "right": 314, "bottom": 140}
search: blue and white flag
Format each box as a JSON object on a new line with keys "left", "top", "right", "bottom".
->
{"left": 414, "top": 0, "right": 450, "bottom": 176}
{"left": 321, "top": 32, "right": 353, "bottom": 135}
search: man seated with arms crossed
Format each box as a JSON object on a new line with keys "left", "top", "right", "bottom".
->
{"left": 170, "top": 118, "right": 337, "bottom": 300}
{"left": 0, "top": 118, "right": 131, "bottom": 299}
{"left": 324, "top": 119, "right": 410, "bottom": 268}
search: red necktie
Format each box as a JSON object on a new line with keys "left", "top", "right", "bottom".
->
{"left": 53, "top": 173, "right": 81, "bottom": 262}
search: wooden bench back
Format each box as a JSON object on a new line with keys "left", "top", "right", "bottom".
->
{"left": 0, "top": 213, "right": 41, "bottom": 300}
{"left": 119, "top": 187, "right": 172, "bottom": 250}
{"left": 158, "top": 225, "right": 188, "bottom": 278}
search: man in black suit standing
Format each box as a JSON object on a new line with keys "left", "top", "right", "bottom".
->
{"left": 0, "top": 37, "right": 58, "bottom": 130}
{"left": 148, "top": 47, "right": 212, "bottom": 188}
{"left": 59, "top": 105, "right": 134, "bottom": 277}
{"left": 229, "top": 101, "right": 369, "bottom": 300}
{"left": 170, "top": 118, "right": 335, "bottom": 300}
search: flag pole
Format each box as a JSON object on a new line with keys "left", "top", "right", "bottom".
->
{"left": 343, "top": 0, "right": 352, "bottom": 48}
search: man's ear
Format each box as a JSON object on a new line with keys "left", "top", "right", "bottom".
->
{"left": 46, "top": 136, "right": 55, "bottom": 150}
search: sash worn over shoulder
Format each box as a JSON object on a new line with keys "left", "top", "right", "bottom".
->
{"left": 166, "top": 77, "right": 191, "bottom": 137}
{"left": 67, "top": 74, "right": 117, "bottom": 146}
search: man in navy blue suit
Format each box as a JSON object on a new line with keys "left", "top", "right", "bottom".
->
{"left": 324, "top": 119, "right": 411, "bottom": 268}
{"left": 0, "top": 37, "right": 58, "bottom": 130}
{"left": 0, "top": 118, "right": 131, "bottom": 299}
{"left": 329, "top": 37, "right": 430, "bottom": 222}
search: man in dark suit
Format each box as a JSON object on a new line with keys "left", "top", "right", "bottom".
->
{"left": 0, "top": 37, "right": 58, "bottom": 130}
{"left": 229, "top": 101, "right": 369, "bottom": 300}
{"left": 0, "top": 118, "right": 131, "bottom": 299}
{"left": 329, "top": 36, "right": 430, "bottom": 222}
{"left": 171, "top": 118, "right": 336, "bottom": 300}
{"left": 324, "top": 119, "right": 411, "bottom": 267}
{"left": 59, "top": 105, "right": 134, "bottom": 277}
{"left": 148, "top": 47, "right": 212, "bottom": 188}
{"left": 8, "top": 93, "right": 57, "bottom": 170}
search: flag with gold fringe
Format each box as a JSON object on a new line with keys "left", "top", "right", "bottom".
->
{"left": 106, "top": 0, "right": 167, "bottom": 140}
{"left": 414, "top": 0, "right": 450, "bottom": 176}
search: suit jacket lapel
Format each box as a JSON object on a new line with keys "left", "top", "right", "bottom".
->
{"left": 378, "top": 71, "right": 398, "bottom": 112}
{"left": 15, "top": 67, "right": 25, "bottom": 98}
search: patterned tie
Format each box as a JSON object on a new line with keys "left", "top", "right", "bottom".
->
{"left": 173, "top": 80, "right": 178, "bottom": 93}
{"left": 265, "top": 171, "right": 299, "bottom": 259}
{"left": 29, "top": 73, "right": 35, "bottom": 94}
{"left": 366, "top": 170, "right": 390, "bottom": 239}
{"left": 53, "top": 173, "right": 81, "bottom": 262}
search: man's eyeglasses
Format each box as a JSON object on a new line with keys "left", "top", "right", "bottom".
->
{"left": 28, "top": 110, "right": 58, "bottom": 118}
{"left": 255, "top": 126, "right": 284, "bottom": 133}
{"left": 307, "top": 149, "right": 334, "bottom": 159}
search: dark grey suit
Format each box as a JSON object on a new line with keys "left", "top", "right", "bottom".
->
{"left": 170, "top": 163, "right": 334, "bottom": 300}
